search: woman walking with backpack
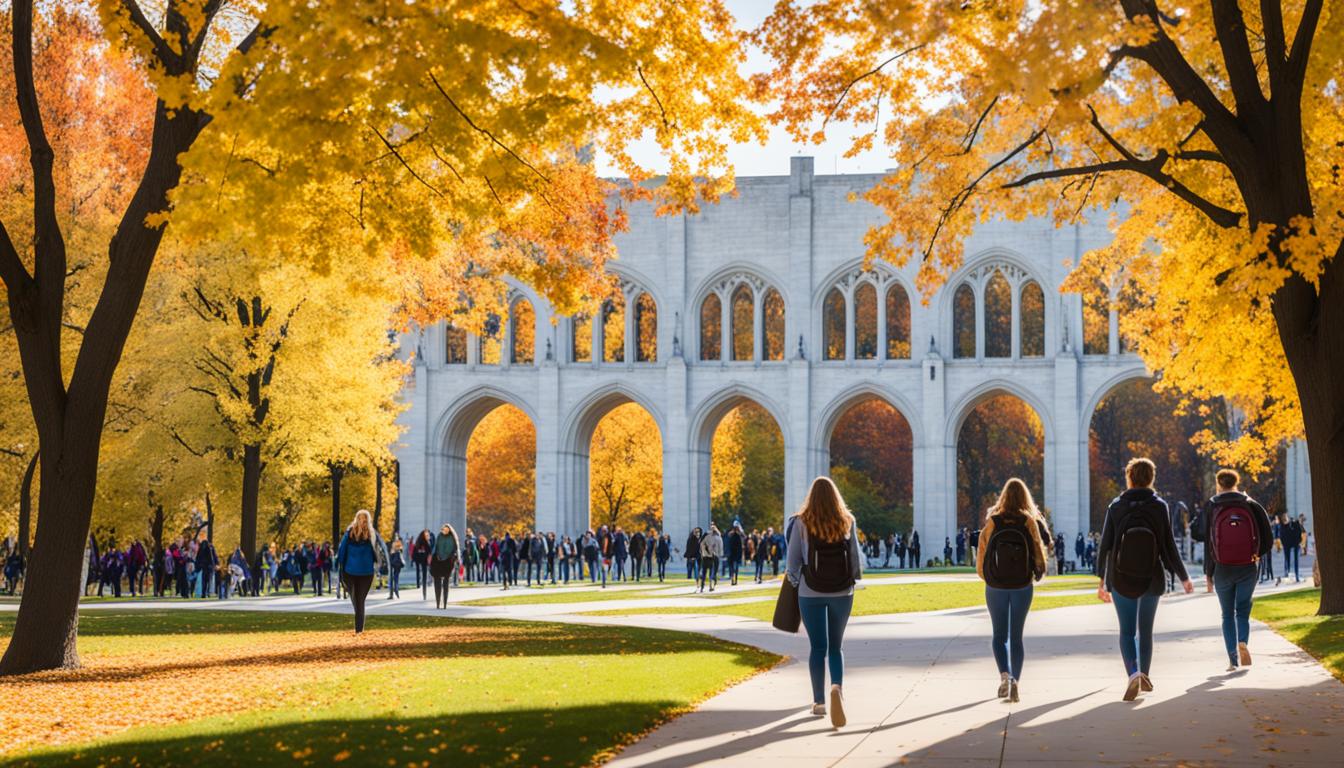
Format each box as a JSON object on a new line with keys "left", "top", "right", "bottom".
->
{"left": 1095, "top": 458, "right": 1193, "bottom": 701}
{"left": 1202, "top": 469, "right": 1273, "bottom": 670}
{"left": 786, "top": 476, "right": 863, "bottom": 729}
{"left": 977, "top": 478, "right": 1051, "bottom": 703}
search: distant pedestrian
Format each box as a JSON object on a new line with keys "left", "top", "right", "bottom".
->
{"left": 388, "top": 538, "right": 405, "bottom": 599}
{"left": 1279, "top": 512, "right": 1303, "bottom": 583}
{"left": 699, "top": 524, "right": 723, "bottom": 592}
{"left": 1095, "top": 458, "right": 1193, "bottom": 701}
{"left": 430, "top": 524, "right": 461, "bottom": 607}
{"left": 787, "top": 477, "right": 863, "bottom": 729}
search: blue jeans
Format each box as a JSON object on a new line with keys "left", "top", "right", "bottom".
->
{"left": 1214, "top": 568, "right": 1257, "bottom": 661}
{"left": 985, "top": 585, "right": 1033, "bottom": 680}
{"left": 1284, "top": 546, "right": 1300, "bottom": 581}
{"left": 1111, "top": 591, "right": 1160, "bottom": 676}
{"left": 799, "top": 594, "right": 853, "bottom": 704}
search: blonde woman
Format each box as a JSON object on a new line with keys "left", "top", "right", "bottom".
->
{"left": 976, "top": 478, "right": 1051, "bottom": 703}
{"left": 336, "top": 509, "right": 385, "bottom": 633}
{"left": 786, "top": 477, "right": 864, "bottom": 728}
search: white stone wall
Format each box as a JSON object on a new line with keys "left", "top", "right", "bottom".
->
{"left": 393, "top": 157, "right": 1312, "bottom": 547}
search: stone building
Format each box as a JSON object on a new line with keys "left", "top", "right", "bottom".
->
{"left": 393, "top": 157, "right": 1312, "bottom": 549}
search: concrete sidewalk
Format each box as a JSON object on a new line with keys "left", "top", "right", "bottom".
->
{"left": 604, "top": 589, "right": 1344, "bottom": 767}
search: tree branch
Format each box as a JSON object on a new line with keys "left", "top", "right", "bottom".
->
{"left": 636, "top": 65, "right": 672, "bottom": 129}
{"left": 111, "top": 0, "right": 178, "bottom": 69}
{"left": 428, "top": 71, "right": 550, "bottom": 184}
{"left": 921, "top": 127, "right": 1045, "bottom": 260}
{"left": 1209, "top": 1, "right": 1267, "bottom": 117}
{"left": 369, "top": 126, "right": 444, "bottom": 197}
{"left": 1286, "top": 0, "right": 1323, "bottom": 89}
{"left": 0, "top": 218, "right": 32, "bottom": 296}
{"left": 823, "top": 44, "right": 925, "bottom": 128}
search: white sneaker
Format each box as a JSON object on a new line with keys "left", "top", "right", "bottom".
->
{"left": 1123, "top": 673, "right": 1142, "bottom": 702}
{"left": 829, "top": 684, "right": 847, "bottom": 728}
{"left": 810, "top": 703, "right": 826, "bottom": 716}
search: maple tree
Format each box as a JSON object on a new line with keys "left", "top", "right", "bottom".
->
{"left": 711, "top": 403, "right": 784, "bottom": 531}
{"left": 757, "top": 1, "right": 1344, "bottom": 611}
{"left": 829, "top": 398, "right": 914, "bottom": 535}
{"left": 465, "top": 404, "right": 536, "bottom": 536}
{"left": 0, "top": 0, "right": 760, "bottom": 673}
{"left": 956, "top": 395, "right": 1045, "bottom": 530}
{"left": 589, "top": 402, "right": 662, "bottom": 531}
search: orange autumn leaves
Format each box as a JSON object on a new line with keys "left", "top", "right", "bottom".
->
{"left": 0, "top": 621, "right": 529, "bottom": 756}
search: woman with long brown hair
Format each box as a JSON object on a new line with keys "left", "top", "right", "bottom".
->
{"left": 429, "top": 523, "right": 460, "bottom": 608}
{"left": 785, "top": 476, "right": 863, "bottom": 728}
{"left": 976, "top": 478, "right": 1051, "bottom": 702}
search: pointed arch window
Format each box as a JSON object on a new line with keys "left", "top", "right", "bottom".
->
{"left": 700, "top": 294, "right": 722, "bottom": 361}
{"left": 635, "top": 292, "right": 657, "bottom": 362}
{"left": 763, "top": 289, "right": 785, "bottom": 361}
{"left": 984, "top": 270, "right": 1012, "bottom": 358}
{"left": 510, "top": 298, "right": 535, "bottom": 364}
{"left": 953, "top": 284, "right": 976, "bottom": 359}
{"left": 854, "top": 282, "right": 877, "bottom": 359}
{"left": 446, "top": 325, "right": 467, "bottom": 364}
{"left": 823, "top": 288, "right": 846, "bottom": 361}
{"left": 571, "top": 314, "right": 592, "bottom": 363}
{"left": 886, "top": 283, "right": 911, "bottom": 359}
{"left": 1020, "top": 281, "right": 1045, "bottom": 358}
{"left": 730, "top": 284, "right": 755, "bottom": 361}
{"left": 602, "top": 294, "right": 625, "bottom": 363}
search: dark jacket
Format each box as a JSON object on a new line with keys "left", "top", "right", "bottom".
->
{"left": 195, "top": 541, "right": 218, "bottom": 571}
{"left": 613, "top": 531, "right": 628, "bottom": 558}
{"left": 1202, "top": 491, "right": 1274, "bottom": 580}
{"left": 629, "top": 533, "right": 646, "bottom": 560}
{"left": 1096, "top": 488, "right": 1188, "bottom": 596}
{"left": 656, "top": 537, "right": 671, "bottom": 561}
{"left": 726, "top": 529, "right": 744, "bottom": 562}
{"left": 1279, "top": 519, "right": 1304, "bottom": 548}
{"left": 684, "top": 533, "right": 701, "bottom": 560}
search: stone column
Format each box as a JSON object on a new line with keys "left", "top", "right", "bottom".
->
{"left": 535, "top": 361, "right": 563, "bottom": 534}
{"left": 786, "top": 156, "right": 815, "bottom": 521}
{"left": 919, "top": 349, "right": 948, "bottom": 551}
{"left": 1051, "top": 351, "right": 1084, "bottom": 540}
{"left": 664, "top": 355, "right": 692, "bottom": 546}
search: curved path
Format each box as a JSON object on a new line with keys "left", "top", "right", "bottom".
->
{"left": 5, "top": 576, "right": 1340, "bottom": 766}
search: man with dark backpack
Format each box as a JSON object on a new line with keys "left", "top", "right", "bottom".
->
{"left": 1203, "top": 469, "right": 1273, "bottom": 670}
{"left": 1095, "top": 458, "right": 1193, "bottom": 701}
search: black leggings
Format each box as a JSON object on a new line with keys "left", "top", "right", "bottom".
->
{"left": 433, "top": 575, "right": 452, "bottom": 606}
{"left": 416, "top": 561, "right": 429, "bottom": 592}
{"left": 344, "top": 574, "right": 374, "bottom": 633}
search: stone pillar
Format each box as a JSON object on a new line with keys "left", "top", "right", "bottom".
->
{"left": 786, "top": 156, "right": 815, "bottom": 522}
{"left": 393, "top": 359, "right": 431, "bottom": 538}
{"left": 919, "top": 349, "right": 948, "bottom": 550}
{"left": 1286, "top": 439, "right": 1313, "bottom": 528}
{"left": 664, "top": 355, "right": 692, "bottom": 546}
{"left": 535, "top": 361, "right": 563, "bottom": 534}
{"left": 1051, "top": 351, "right": 1084, "bottom": 540}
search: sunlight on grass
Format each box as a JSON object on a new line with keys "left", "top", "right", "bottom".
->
{"left": 0, "top": 610, "right": 778, "bottom": 767}
{"left": 1252, "top": 588, "right": 1344, "bottom": 683}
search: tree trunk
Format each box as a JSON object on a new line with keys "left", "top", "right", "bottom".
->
{"left": 0, "top": 18, "right": 205, "bottom": 676}
{"left": 373, "top": 464, "right": 384, "bottom": 532}
{"left": 205, "top": 490, "right": 215, "bottom": 543}
{"left": 17, "top": 451, "right": 37, "bottom": 558}
{"left": 0, "top": 435, "right": 102, "bottom": 673}
{"left": 240, "top": 442, "right": 262, "bottom": 561}
{"left": 393, "top": 460, "right": 400, "bottom": 536}
{"left": 330, "top": 463, "right": 344, "bottom": 544}
{"left": 1274, "top": 252, "right": 1344, "bottom": 614}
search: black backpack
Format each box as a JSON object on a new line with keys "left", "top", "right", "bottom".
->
{"left": 984, "top": 515, "right": 1035, "bottom": 589}
{"left": 1113, "top": 501, "right": 1159, "bottom": 598}
{"left": 803, "top": 529, "right": 855, "bottom": 593}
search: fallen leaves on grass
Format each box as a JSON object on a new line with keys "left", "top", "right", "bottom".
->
{"left": 0, "top": 624, "right": 532, "bottom": 756}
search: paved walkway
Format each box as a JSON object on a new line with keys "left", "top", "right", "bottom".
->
{"left": 4, "top": 575, "right": 1339, "bottom": 766}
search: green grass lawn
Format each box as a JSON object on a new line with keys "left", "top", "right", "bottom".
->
{"left": 0, "top": 610, "right": 778, "bottom": 767}
{"left": 1252, "top": 588, "right": 1344, "bottom": 683}
{"left": 583, "top": 581, "right": 1099, "bottom": 621}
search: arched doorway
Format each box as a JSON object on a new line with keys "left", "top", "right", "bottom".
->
{"left": 699, "top": 399, "right": 785, "bottom": 533}
{"left": 465, "top": 404, "right": 537, "bottom": 538}
{"left": 828, "top": 398, "right": 914, "bottom": 540}
{"left": 956, "top": 394, "right": 1046, "bottom": 539}
{"left": 588, "top": 402, "right": 663, "bottom": 532}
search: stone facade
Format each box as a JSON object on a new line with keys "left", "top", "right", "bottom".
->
{"left": 393, "top": 157, "right": 1312, "bottom": 547}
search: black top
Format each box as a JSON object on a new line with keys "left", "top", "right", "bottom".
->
{"left": 1202, "top": 491, "right": 1274, "bottom": 581}
{"left": 1096, "top": 488, "right": 1189, "bottom": 596}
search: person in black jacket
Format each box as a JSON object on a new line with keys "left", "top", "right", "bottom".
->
{"left": 1202, "top": 469, "right": 1274, "bottom": 670}
{"left": 1279, "top": 513, "right": 1304, "bottom": 583}
{"left": 629, "top": 531, "right": 646, "bottom": 583}
{"left": 684, "top": 528, "right": 702, "bottom": 581}
{"left": 656, "top": 534, "right": 671, "bottom": 581}
{"left": 725, "top": 524, "right": 744, "bottom": 586}
{"left": 1095, "top": 458, "right": 1193, "bottom": 701}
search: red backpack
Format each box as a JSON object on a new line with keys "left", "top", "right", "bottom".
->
{"left": 1211, "top": 504, "right": 1259, "bottom": 566}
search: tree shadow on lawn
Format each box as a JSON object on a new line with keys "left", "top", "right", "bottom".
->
{"left": 5, "top": 702, "right": 694, "bottom": 768}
